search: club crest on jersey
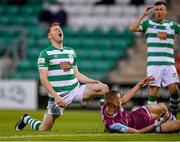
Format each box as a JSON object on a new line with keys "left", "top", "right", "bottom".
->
{"left": 157, "top": 32, "right": 167, "bottom": 40}
{"left": 60, "top": 61, "right": 72, "bottom": 72}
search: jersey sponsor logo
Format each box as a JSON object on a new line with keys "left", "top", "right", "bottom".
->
{"left": 38, "top": 58, "right": 45, "bottom": 64}
{"left": 60, "top": 61, "right": 72, "bottom": 72}
{"left": 157, "top": 32, "right": 167, "bottom": 40}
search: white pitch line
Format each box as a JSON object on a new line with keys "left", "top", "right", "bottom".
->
{"left": 0, "top": 134, "right": 110, "bottom": 139}
{"left": 0, "top": 133, "right": 151, "bottom": 139}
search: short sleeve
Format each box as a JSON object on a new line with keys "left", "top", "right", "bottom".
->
{"left": 38, "top": 50, "right": 49, "bottom": 69}
{"left": 72, "top": 49, "right": 77, "bottom": 67}
{"left": 140, "top": 20, "right": 149, "bottom": 33}
{"left": 173, "top": 22, "right": 180, "bottom": 34}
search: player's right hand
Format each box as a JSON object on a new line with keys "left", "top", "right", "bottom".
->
{"left": 55, "top": 95, "right": 65, "bottom": 108}
{"left": 143, "top": 6, "right": 153, "bottom": 16}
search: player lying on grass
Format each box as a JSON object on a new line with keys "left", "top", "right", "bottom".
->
{"left": 101, "top": 76, "right": 180, "bottom": 133}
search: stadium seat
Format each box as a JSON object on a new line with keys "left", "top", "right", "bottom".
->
{"left": 27, "top": 27, "right": 46, "bottom": 38}
{"left": 17, "top": 60, "right": 32, "bottom": 71}
{"left": 6, "top": 6, "right": 19, "bottom": 15}
{"left": 0, "top": 16, "right": 9, "bottom": 25}
{"left": 0, "top": 37, "right": 17, "bottom": 46}
{"left": 26, "top": 48, "right": 41, "bottom": 60}
{"left": 106, "top": 28, "right": 122, "bottom": 38}
{"left": 21, "top": 6, "right": 42, "bottom": 15}
{"left": 78, "top": 60, "right": 94, "bottom": 72}
{"left": 93, "top": 60, "right": 114, "bottom": 72}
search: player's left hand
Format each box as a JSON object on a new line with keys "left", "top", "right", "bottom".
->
{"left": 137, "top": 76, "right": 155, "bottom": 87}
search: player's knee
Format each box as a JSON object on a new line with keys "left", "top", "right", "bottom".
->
{"left": 168, "top": 84, "right": 179, "bottom": 94}
{"left": 158, "top": 103, "right": 167, "bottom": 111}
{"left": 101, "top": 84, "right": 109, "bottom": 93}
{"left": 86, "top": 84, "right": 108, "bottom": 99}
{"left": 95, "top": 84, "right": 109, "bottom": 94}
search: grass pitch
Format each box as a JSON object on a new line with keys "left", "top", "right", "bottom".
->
{"left": 0, "top": 109, "right": 180, "bottom": 141}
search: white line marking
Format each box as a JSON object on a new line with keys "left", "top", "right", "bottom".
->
{"left": 0, "top": 133, "right": 150, "bottom": 139}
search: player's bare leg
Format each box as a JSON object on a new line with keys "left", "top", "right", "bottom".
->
{"left": 160, "top": 120, "right": 180, "bottom": 133}
{"left": 146, "top": 103, "right": 169, "bottom": 119}
{"left": 82, "top": 83, "right": 109, "bottom": 101}
{"left": 38, "top": 114, "right": 58, "bottom": 131}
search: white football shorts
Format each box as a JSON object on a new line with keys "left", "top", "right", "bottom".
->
{"left": 147, "top": 65, "right": 179, "bottom": 87}
{"left": 46, "top": 84, "right": 86, "bottom": 115}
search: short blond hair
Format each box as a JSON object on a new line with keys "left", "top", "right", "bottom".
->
{"left": 105, "top": 90, "right": 121, "bottom": 103}
{"left": 47, "top": 22, "right": 61, "bottom": 36}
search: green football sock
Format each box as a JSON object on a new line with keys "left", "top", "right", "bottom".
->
{"left": 169, "top": 92, "right": 179, "bottom": 117}
{"left": 24, "top": 116, "right": 41, "bottom": 131}
{"left": 148, "top": 96, "right": 157, "bottom": 104}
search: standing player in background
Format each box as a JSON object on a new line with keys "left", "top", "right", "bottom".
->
{"left": 102, "top": 77, "right": 180, "bottom": 134}
{"left": 15, "top": 22, "right": 109, "bottom": 131}
{"left": 129, "top": 1, "right": 180, "bottom": 117}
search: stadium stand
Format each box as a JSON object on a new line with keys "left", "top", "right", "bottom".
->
{"left": 1, "top": 0, "right": 179, "bottom": 83}
{"left": 0, "top": 0, "right": 136, "bottom": 81}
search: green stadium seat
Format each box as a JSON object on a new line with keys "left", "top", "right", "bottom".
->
{"left": 112, "top": 40, "right": 127, "bottom": 49}
{"left": 17, "top": 60, "right": 31, "bottom": 71}
{"left": 82, "top": 71, "right": 107, "bottom": 81}
{"left": 6, "top": 6, "right": 19, "bottom": 15}
{"left": 37, "top": 38, "right": 50, "bottom": 47}
{"left": 64, "top": 38, "right": 81, "bottom": 48}
{"left": 0, "top": 37, "right": 17, "bottom": 46}
{"left": 63, "top": 27, "right": 76, "bottom": 37}
{"left": 103, "top": 49, "right": 124, "bottom": 60}
{"left": 21, "top": 6, "right": 42, "bottom": 15}
{"left": 0, "top": 29, "right": 21, "bottom": 37}
{"left": 0, "top": 6, "right": 5, "bottom": 14}
{"left": 106, "top": 28, "right": 121, "bottom": 38}
{"left": 77, "top": 27, "right": 90, "bottom": 37}
{"left": 27, "top": 27, "right": 46, "bottom": 38}
{"left": 88, "top": 49, "right": 104, "bottom": 59}
{"left": 0, "top": 16, "right": 9, "bottom": 25}
{"left": 93, "top": 60, "right": 114, "bottom": 72}
{"left": 22, "top": 16, "right": 38, "bottom": 26}
{"left": 94, "top": 39, "right": 111, "bottom": 49}
{"left": 81, "top": 39, "right": 96, "bottom": 49}
{"left": 76, "top": 49, "right": 89, "bottom": 59}
{"left": 91, "top": 27, "right": 104, "bottom": 38}
{"left": 78, "top": 60, "right": 94, "bottom": 72}
{"left": 25, "top": 38, "right": 36, "bottom": 48}
{"left": 26, "top": 48, "right": 41, "bottom": 59}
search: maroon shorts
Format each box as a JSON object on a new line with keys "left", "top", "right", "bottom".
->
{"left": 128, "top": 107, "right": 155, "bottom": 130}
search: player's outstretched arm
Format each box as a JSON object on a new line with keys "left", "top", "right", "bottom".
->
{"left": 108, "top": 119, "right": 164, "bottom": 134}
{"left": 129, "top": 6, "right": 153, "bottom": 32}
{"left": 121, "top": 76, "right": 155, "bottom": 104}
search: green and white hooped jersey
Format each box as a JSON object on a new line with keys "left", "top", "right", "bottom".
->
{"left": 140, "top": 19, "right": 180, "bottom": 66}
{"left": 38, "top": 45, "right": 79, "bottom": 98}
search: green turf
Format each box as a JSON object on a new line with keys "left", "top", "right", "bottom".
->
{"left": 0, "top": 110, "right": 180, "bottom": 141}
